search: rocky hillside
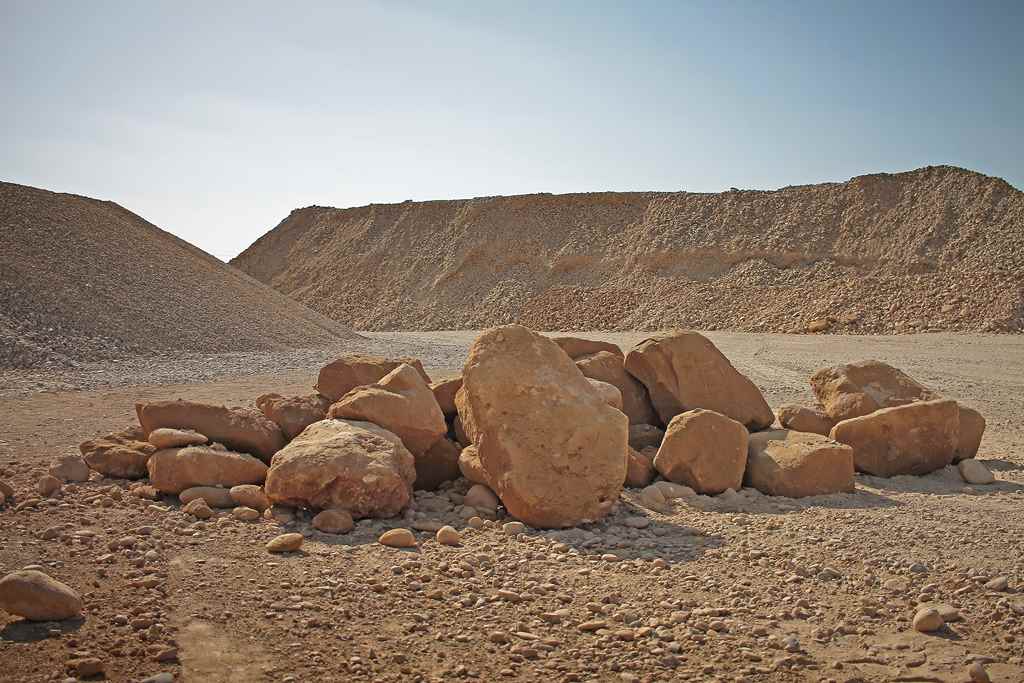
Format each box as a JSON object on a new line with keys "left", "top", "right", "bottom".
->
{"left": 0, "top": 182, "right": 360, "bottom": 369}
{"left": 232, "top": 166, "right": 1024, "bottom": 334}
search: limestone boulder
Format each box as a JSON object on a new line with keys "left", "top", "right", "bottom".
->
{"left": 576, "top": 351, "right": 659, "bottom": 425}
{"left": 628, "top": 424, "right": 664, "bottom": 451}
{"left": 430, "top": 377, "right": 463, "bottom": 418}
{"left": 458, "top": 445, "right": 490, "bottom": 486}
{"left": 461, "top": 325, "right": 627, "bottom": 528}
{"left": 255, "top": 393, "right": 332, "bottom": 441}
{"left": 810, "top": 360, "right": 941, "bottom": 422}
{"left": 624, "top": 331, "right": 773, "bottom": 430}
{"left": 0, "top": 570, "right": 82, "bottom": 621}
{"left": 745, "top": 430, "right": 855, "bottom": 497}
{"left": 80, "top": 427, "right": 156, "bottom": 479}
{"left": 327, "top": 363, "right": 446, "bottom": 456}
{"left": 414, "top": 437, "right": 462, "bottom": 491}
{"left": 263, "top": 419, "right": 416, "bottom": 519}
{"left": 954, "top": 405, "right": 986, "bottom": 462}
{"left": 829, "top": 399, "right": 960, "bottom": 477}
{"left": 147, "top": 446, "right": 269, "bottom": 494}
{"left": 587, "top": 378, "right": 624, "bottom": 411}
{"left": 551, "top": 336, "right": 623, "bottom": 360}
{"left": 315, "top": 354, "right": 431, "bottom": 401}
{"left": 775, "top": 404, "right": 836, "bottom": 436}
{"left": 147, "top": 428, "right": 208, "bottom": 449}
{"left": 136, "top": 400, "right": 285, "bottom": 463}
{"left": 653, "top": 409, "right": 748, "bottom": 494}
{"left": 625, "top": 447, "right": 656, "bottom": 488}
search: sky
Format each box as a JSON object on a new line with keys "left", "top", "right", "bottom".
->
{"left": 2, "top": 1, "right": 1022, "bottom": 260}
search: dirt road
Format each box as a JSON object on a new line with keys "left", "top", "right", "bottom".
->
{"left": 1, "top": 332, "right": 1022, "bottom": 682}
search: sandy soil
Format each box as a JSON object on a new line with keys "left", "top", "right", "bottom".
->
{"left": 1, "top": 332, "right": 1022, "bottom": 682}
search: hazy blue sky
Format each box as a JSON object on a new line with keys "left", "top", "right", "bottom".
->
{"left": 3, "top": 1, "right": 1022, "bottom": 259}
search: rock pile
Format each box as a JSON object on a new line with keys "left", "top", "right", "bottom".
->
{"left": 39, "top": 327, "right": 991, "bottom": 556}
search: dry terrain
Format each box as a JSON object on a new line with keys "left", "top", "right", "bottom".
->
{"left": 1, "top": 331, "right": 1022, "bottom": 682}
{"left": 232, "top": 166, "right": 1024, "bottom": 335}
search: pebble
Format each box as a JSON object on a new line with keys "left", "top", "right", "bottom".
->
{"left": 182, "top": 498, "right": 213, "bottom": 519}
{"left": 958, "top": 459, "right": 995, "bottom": 485}
{"left": 266, "top": 533, "right": 304, "bottom": 553}
{"left": 467, "top": 516, "right": 485, "bottom": 529}
{"left": 464, "top": 484, "right": 500, "bottom": 513}
{"left": 232, "top": 506, "right": 260, "bottom": 522}
{"left": 436, "top": 526, "right": 461, "bottom": 546}
{"left": 912, "top": 607, "right": 944, "bottom": 633}
{"left": 312, "top": 508, "right": 354, "bottom": 534}
{"left": 503, "top": 521, "right": 527, "bottom": 535}
{"left": 66, "top": 657, "right": 104, "bottom": 677}
{"left": 379, "top": 528, "right": 417, "bottom": 548}
{"left": 623, "top": 516, "right": 649, "bottom": 529}
{"left": 37, "top": 475, "right": 62, "bottom": 497}
{"left": 983, "top": 576, "right": 1008, "bottom": 591}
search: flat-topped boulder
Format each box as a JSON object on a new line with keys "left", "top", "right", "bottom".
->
{"left": 315, "top": 354, "right": 431, "bottom": 401}
{"left": 746, "top": 430, "right": 855, "bottom": 497}
{"left": 624, "top": 331, "right": 773, "bottom": 430}
{"left": 461, "top": 325, "right": 627, "bottom": 528}
{"left": 136, "top": 400, "right": 285, "bottom": 463}
{"left": 147, "top": 445, "right": 268, "bottom": 494}
{"left": 829, "top": 399, "right": 960, "bottom": 476}
{"left": 264, "top": 419, "right": 415, "bottom": 518}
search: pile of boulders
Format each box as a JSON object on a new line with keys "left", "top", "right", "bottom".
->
{"left": 19, "top": 326, "right": 990, "bottom": 541}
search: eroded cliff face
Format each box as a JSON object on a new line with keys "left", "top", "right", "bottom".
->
{"left": 232, "top": 166, "right": 1024, "bottom": 334}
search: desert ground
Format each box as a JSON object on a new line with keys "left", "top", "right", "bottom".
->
{"left": 1, "top": 331, "right": 1022, "bottom": 683}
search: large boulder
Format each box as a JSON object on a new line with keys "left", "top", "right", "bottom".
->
{"left": 414, "top": 437, "right": 462, "bottom": 491}
{"left": 551, "top": 336, "right": 623, "bottom": 360}
{"left": 460, "top": 325, "right": 627, "bottom": 528}
{"left": 0, "top": 570, "right": 82, "bottom": 621}
{"left": 624, "top": 331, "right": 773, "bottom": 430}
{"left": 147, "top": 446, "right": 269, "bottom": 494}
{"left": 954, "top": 405, "right": 986, "bottom": 462}
{"left": 810, "top": 360, "right": 941, "bottom": 422}
{"left": 746, "top": 430, "right": 855, "bottom": 497}
{"left": 79, "top": 427, "right": 156, "bottom": 479}
{"left": 576, "top": 351, "right": 659, "bottom": 425}
{"left": 430, "top": 377, "right": 463, "bottom": 418}
{"left": 315, "top": 354, "right": 431, "bottom": 401}
{"left": 256, "top": 393, "right": 332, "bottom": 440}
{"left": 775, "top": 404, "right": 836, "bottom": 436}
{"left": 136, "top": 401, "right": 285, "bottom": 463}
{"left": 829, "top": 399, "right": 960, "bottom": 477}
{"left": 327, "top": 363, "right": 447, "bottom": 456}
{"left": 264, "top": 419, "right": 416, "bottom": 518}
{"left": 653, "top": 409, "right": 748, "bottom": 494}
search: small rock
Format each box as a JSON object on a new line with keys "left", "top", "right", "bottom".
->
{"left": 266, "top": 533, "right": 304, "bottom": 553}
{"left": 179, "top": 486, "right": 234, "bottom": 508}
{"left": 37, "top": 475, "right": 62, "bottom": 497}
{"left": 312, "top": 508, "right": 354, "bottom": 534}
{"left": 968, "top": 661, "right": 991, "bottom": 683}
{"left": 959, "top": 459, "right": 995, "bottom": 485}
{"left": 467, "top": 516, "right": 485, "bottom": 529}
{"left": 229, "top": 484, "right": 271, "bottom": 511}
{"left": 49, "top": 455, "right": 90, "bottom": 483}
{"left": 983, "top": 576, "right": 1009, "bottom": 591}
{"left": 182, "top": 498, "right": 213, "bottom": 519}
{"left": 623, "top": 516, "right": 649, "bottom": 529}
{"left": 148, "top": 427, "right": 208, "bottom": 449}
{"left": 379, "top": 528, "right": 417, "bottom": 548}
{"left": 464, "top": 484, "right": 500, "bottom": 514}
{"left": 503, "top": 521, "right": 527, "bottom": 535}
{"left": 232, "top": 506, "right": 260, "bottom": 522}
{"left": 0, "top": 570, "right": 82, "bottom": 621}
{"left": 912, "top": 607, "right": 944, "bottom": 633}
{"left": 66, "top": 657, "right": 104, "bottom": 678}
{"left": 436, "top": 526, "right": 460, "bottom": 546}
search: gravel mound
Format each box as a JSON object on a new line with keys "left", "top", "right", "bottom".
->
{"left": 0, "top": 182, "right": 360, "bottom": 369}
{"left": 232, "top": 165, "right": 1024, "bottom": 334}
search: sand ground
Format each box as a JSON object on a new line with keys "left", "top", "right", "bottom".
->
{"left": 1, "top": 332, "right": 1022, "bottom": 682}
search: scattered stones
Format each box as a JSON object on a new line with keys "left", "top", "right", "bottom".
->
{"left": 136, "top": 399, "right": 285, "bottom": 463}
{"left": 958, "top": 458, "right": 995, "bottom": 485}
{"left": 147, "top": 427, "right": 208, "bottom": 449}
{"left": 0, "top": 570, "right": 82, "bottom": 621}
{"left": 48, "top": 455, "right": 90, "bottom": 483}
{"left": 266, "top": 532, "right": 304, "bottom": 553}
{"left": 745, "top": 430, "right": 855, "bottom": 497}
{"left": 436, "top": 525, "right": 460, "bottom": 546}
{"left": 912, "top": 607, "right": 944, "bottom": 632}
{"left": 653, "top": 409, "right": 748, "bottom": 494}
{"left": 379, "top": 528, "right": 416, "bottom": 548}
{"left": 312, "top": 508, "right": 354, "bottom": 534}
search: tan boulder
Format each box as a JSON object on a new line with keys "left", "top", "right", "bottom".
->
{"left": 587, "top": 378, "right": 624, "bottom": 411}
{"left": 136, "top": 400, "right": 285, "bottom": 463}
{"left": 628, "top": 424, "right": 664, "bottom": 451}
{"left": 461, "top": 325, "right": 627, "bottom": 528}
{"left": 810, "top": 360, "right": 941, "bottom": 422}
{"left": 263, "top": 419, "right": 415, "bottom": 518}
{"left": 551, "top": 336, "right": 623, "bottom": 360}
{"left": 379, "top": 528, "right": 417, "bottom": 548}
{"left": 147, "top": 428, "right": 208, "bottom": 449}
{"left": 179, "top": 486, "right": 235, "bottom": 508}
{"left": 312, "top": 508, "right": 354, "bottom": 534}
{"left": 775, "top": 404, "right": 836, "bottom": 436}
{"left": 430, "top": 376, "right": 463, "bottom": 418}
{"left": 954, "top": 405, "right": 986, "bottom": 462}
{"left": 147, "top": 446, "right": 268, "bottom": 494}
{"left": 414, "top": 437, "right": 461, "bottom": 491}
{"left": 625, "top": 447, "right": 656, "bottom": 488}
{"left": 315, "top": 354, "right": 431, "bottom": 401}
{"left": 624, "top": 331, "right": 773, "bottom": 430}
{"left": 453, "top": 387, "right": 478, "bottom": 445}
{"left": 79, "top": 427, "right": 156, "bottom": 479}
{"left": 49, "top": 455, "right": 90, "bottom": 483}
{"left": 229, "top": 484, "right": 270, "bottom": 511}
{"left": 0, "top": 570, "right": 82, "bottom": 621}
{"left": 458, "top": 445, "right": 490, "bottom": 486}
{"left": 746, "top": 430, "right": 855, "bottom": 497}
{"left": 327, "top": 363, "right": 447, "bottom": 456}
{"left": 576, "top": 351, "right": 659, "bottom": 425}
{"left": 653, "top": 409, "right": 748, "bottom": 494}
{"left": 255, "top": 393, "right": 332, "bottom": 440}
{"left": 829, "top": 399, "right": 960, "bottom": 477}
